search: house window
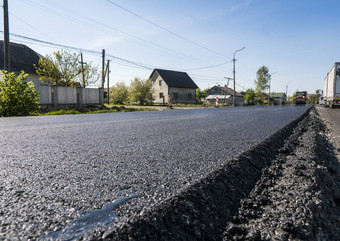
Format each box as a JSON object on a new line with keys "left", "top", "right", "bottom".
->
{"left": 187, "top": 93, "right": 192, "bottom": 99}
{"left": 159, "top": 92, "right": 164, "bottom": 98}
{"left": 159, "top": 80, "right": 163, "bottom": 86}
{"left": 173, "top": 93, "right": 178, "bottom": 99}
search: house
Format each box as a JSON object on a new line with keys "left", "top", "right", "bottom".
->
{"left": 0, "top": 41, "right": 103, "bottom": 106}
{"left": 205, "top": 85, "right": 244, "bottom": 105}
{"left": 0, "top": 40, "right": 41, "bottom": 85}
{"left": 270, "top": 92, "right": 287, "bottom": 105}
{"left": 150, "top": 69, "right": 198, "bottom": 105}
{"left": 0, "top": 41, "right": 53, "bottom": 104}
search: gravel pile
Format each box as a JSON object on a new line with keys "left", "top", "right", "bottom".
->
{"left": 224, "top": 109, "right": 340, "bottom": 240}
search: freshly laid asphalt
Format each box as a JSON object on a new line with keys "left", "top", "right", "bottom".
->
{"left": 0, "top": 105, "right": 310, "bottom": 239}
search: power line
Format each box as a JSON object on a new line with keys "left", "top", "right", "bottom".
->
{"left": 4, "top": 31, "right": 154, "bottom": 70}
{"left": 19, "top": 0, "right": 213, "bottom": 65}
{"left": 182, "top": 60, "right": 233, "bottom": 71}
{"left": 106, "top": 0, "right": 231, "bottom": 59}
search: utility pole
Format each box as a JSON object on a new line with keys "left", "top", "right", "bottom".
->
{"left": 267, "top": 71, "right": 277, "bottom": 106}
{"left": 101, "top": 49, "right": 105, "bottom": 88}
{"left": 268, "top": 76, "right": 271, "bottom": 105}
{"left": 224, "top": 77, "right": 233, "bottom": 106}
{"left": 104, "top": 60, "right": 110, "bottom": 105}
{"left": 233, "top": 47, "right": 245, "bottom": 106}
{"left": 3, "top": 0, "right": 10, "bottom": 71}
{"left": 79, "top": 52, "right": 85, "bottom": 86}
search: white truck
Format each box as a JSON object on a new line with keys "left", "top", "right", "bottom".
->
{"left": 324, "top": 62, "right": 340, "bottom": 108}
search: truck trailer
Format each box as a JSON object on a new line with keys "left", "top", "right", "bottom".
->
{"left": 324, "top": 62, "right": 340, "bottom": 108}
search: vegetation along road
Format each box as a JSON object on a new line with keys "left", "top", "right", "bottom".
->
{"left": 2, "top": 105, "right": 336, "bottom": 240}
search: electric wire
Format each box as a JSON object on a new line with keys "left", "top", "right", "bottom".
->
{"left": 106, "top": 0, "right": 231, "bottom": 59}
{"left": 4, "top": 31, "right": 154, "bottom": 70}
{"left": 19, "top": 0, "right": 213, "bottom": 65}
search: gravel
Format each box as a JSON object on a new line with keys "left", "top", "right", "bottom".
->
{"left": 223, "top": 109, "right": 340, "bottom": 241}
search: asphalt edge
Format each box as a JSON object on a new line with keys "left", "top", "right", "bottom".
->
{"left": 106, "top": 106, "right": 313, "bottom": 241}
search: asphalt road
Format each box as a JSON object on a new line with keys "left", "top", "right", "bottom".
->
{"left": 316, "top": 106, "right": 340, "bottom": 150}
{"left": 0, "top": 106, "right": 310, "bottom": 239}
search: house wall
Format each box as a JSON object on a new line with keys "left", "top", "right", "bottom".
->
{"left": 206, "top": 96, "right": 243, "bottom": 105}
{"left": 152, "top": 73, "right": 169, "bottom": 105}
{"left": 205, "top": 86, "right": 244, "bottom": 105}
{"left": 169, "top": 87, "right": 196, "bottom": 104}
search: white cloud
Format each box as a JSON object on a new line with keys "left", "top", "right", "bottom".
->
{"left": 230, "top": 0, "right": 253, "bottom": 12}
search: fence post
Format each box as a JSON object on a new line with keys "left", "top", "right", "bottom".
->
{"left": 77, "top": 87, "right": 83, "bottom": 107}
{"left": 51, "top": 86, "right": 58, "bottom": 107}
{"left": 98, "top": 88, "right": 104, "bottom": 106}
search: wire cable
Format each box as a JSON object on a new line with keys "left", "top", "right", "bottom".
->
{"left": 19, "top": 0, "right": 213, "bottom": 65}
{"left": 106, "top": 0, "right": 231, "bottom": 59}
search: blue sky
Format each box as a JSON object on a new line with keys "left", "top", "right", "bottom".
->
{"left": 2, "top": 0, "right": 340, "bottom": 95}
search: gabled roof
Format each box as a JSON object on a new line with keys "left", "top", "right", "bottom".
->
{"left": 208, "top": 85, "right": 244, "bottom": 97}
{"left": 271, "top": 92, "right": 286, "bottom": 98}
{"left": 151, "top": 68, "right": 198, "bottom": 89}
{"left": 0, "top": 41, "right": 41, "bottom": 74}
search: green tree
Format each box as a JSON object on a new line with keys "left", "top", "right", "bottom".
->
{"left": 78, "top": 62, "right": 101, "bottom": 87}
{"left": 110, "top": 81, "right": 129, "bottom": 104}
{"left": 35, "top": 50, "right": 100, "bottom": 87}
{"left": 254, "top": 66, "right": 270, "bottom": 101}
{"left": 0, "top": 71, "right": 40, "bottom": 117}
{"left": 129, "top": 77, "right": 154, "bottom": 105}
{"left": 196, "top": 88, "right": 207, "bottom": 104}
{"left": 244, "top": 88, "right": 255, "bottom": 105}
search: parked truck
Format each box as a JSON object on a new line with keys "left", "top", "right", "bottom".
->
{"left": 324, "top": 62, "right": 340, "bottom": 108}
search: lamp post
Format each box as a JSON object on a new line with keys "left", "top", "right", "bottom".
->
{"left": 286, "top": 81, "right": 291, "bottom": 105}
{"left": 233, "top": 47, "right": 245, "bottom": 106}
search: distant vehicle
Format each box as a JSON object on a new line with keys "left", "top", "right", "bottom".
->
{"left": 323, "top": 62, "right": 340, "bottom": 108}
{"left": 319, "top": 96, "right": 324, "bottom": 105}
{"left": 295, "top": 91, "right": 307, "bottom": 105}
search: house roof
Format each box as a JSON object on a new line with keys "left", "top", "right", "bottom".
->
{"left": 207, "top": 85, "right": 244, "bottom": 97}
{"left": 151, "top": 69, "right": 198, "bottom": 89}
{"left": 0, "top": 41, "right": 41, "bottom": 74}
{"left": 271, "top": 92, "right": 286, "bottom": 98}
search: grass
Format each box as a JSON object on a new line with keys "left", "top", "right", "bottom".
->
{"left": 39, "top": 107, "right": 156, "bottom": 116}
{"left": 40, "top": 110, "right": 81, "bottom": 116}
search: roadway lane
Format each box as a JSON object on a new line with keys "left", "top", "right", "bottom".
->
{"left": 0, "top": 106, "right": 310, "bottom": 239}
{"left": 316, "top": 106, "right": 340, "bottom": 150}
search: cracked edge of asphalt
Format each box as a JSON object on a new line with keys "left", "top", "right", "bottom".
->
{"left": 223, "top": 108, "right": 340, "bottom": 240}
{"left": 97, "top": 107, "right": 314, "bottom": 241}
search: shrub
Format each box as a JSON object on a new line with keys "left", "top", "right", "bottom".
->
{"left": 0, "top": 71, "right": 40, "bottom": 117}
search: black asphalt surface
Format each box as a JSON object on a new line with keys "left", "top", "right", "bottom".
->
{"left": 0, "top": 106, "right": 310, "bottom": 239}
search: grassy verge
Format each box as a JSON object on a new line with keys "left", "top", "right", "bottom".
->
{"left": 39, "top": 107, "right": 157, "bottom": 116}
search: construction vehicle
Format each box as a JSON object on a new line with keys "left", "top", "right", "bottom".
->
{"left": 295, "top": 91, "right": 307, "bottom": 105}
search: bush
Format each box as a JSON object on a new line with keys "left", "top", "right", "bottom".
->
{"left": 0, "top": 71, "right": 40, "bottom": 117}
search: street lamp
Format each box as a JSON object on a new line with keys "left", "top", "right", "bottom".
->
{"left": 233, "top": 47, "right": 245, "bottom": 106}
